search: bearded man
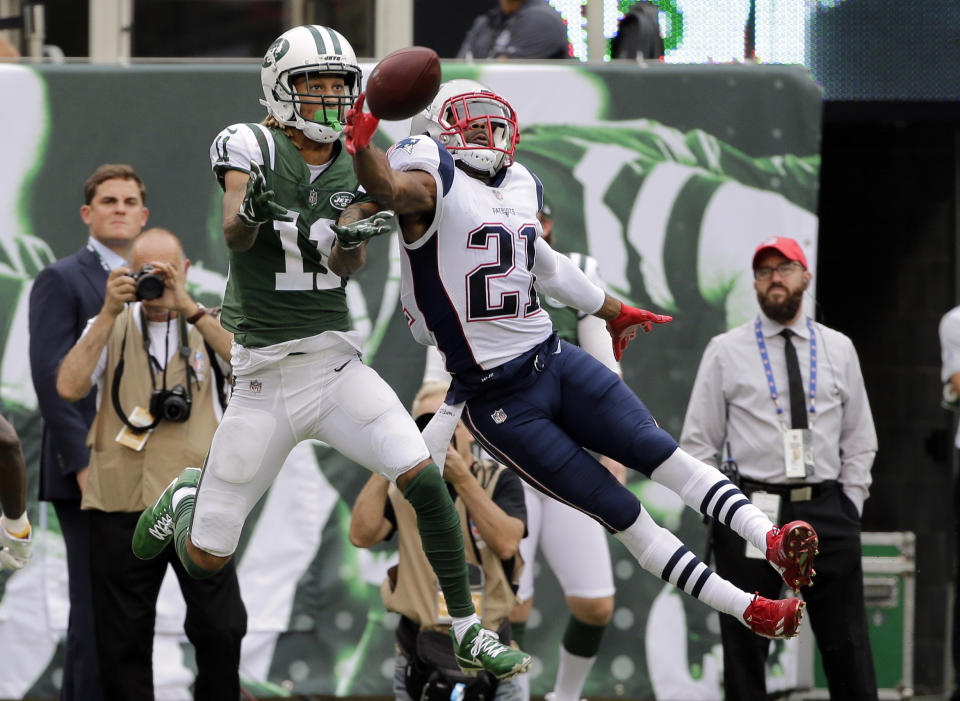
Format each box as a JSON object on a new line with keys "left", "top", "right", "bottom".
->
{"left": 679, "top": 236, "right": 880, "bottom": 701}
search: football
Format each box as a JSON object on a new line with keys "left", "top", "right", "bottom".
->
{"left": 365, "top": 46, "right": 442, "bottom": 121}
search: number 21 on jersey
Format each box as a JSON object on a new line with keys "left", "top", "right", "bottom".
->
{"left": 466, "top": 223, "right": 540, "bottom": 321}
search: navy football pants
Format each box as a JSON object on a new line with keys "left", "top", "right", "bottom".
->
{"left": 462, "top": 340, "right": 677, "bottom": 533}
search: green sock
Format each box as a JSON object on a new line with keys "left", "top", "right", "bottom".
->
{"left": 173, "top": 495, "right": 218, "bottom": 579}
{"left": 511, "top": 620, "right": 527, "bottom": 650}
{"left": 403, "top": 464, "right": 474, "bottom": 618}
{"left": 562, "top": 615, "right": 607, "bottom": 658}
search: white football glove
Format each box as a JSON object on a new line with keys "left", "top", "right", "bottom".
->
{"left": 0, "top": 516, "right": 32, "bottom": 570}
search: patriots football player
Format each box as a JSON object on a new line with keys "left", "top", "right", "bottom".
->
{"left": 339, "top": 79, "right": 819, "bottom": 642}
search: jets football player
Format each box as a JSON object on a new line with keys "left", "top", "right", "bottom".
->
{"left": 341, "top": 79, "right": 819, "bottom": 641}
{"left": 132, "top": 27, "right": 530, "bottom": 681}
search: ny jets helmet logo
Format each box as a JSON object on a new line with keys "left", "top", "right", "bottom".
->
{"left": 262, "top": 37, "right": 290, "bottom": 67}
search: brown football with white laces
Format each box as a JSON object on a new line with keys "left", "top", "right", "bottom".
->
{"left": 365, "top": 46, "right": 441, "bottom": 121}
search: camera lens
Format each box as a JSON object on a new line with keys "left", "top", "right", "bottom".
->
{"left": 161, "top": 385, "right": 191, "bottom": 422}
{"left": 135, "top": 273, "right": 165, "bottom": 300}
{"left": 163, "top": 399, "right": 187, "bottom": 421}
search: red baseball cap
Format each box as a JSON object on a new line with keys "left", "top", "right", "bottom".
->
{"left": 752, "top": 236, "right": 808, "bottom": 270}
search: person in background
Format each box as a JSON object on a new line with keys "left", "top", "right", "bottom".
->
{"left": 351, "top": 381, "right": 527, "bottom": 701}
{"left": 939, "top": 304, "right": 960, "bottom": 701}
{"left": 57, "top": 227, "right": 245, "bottom": 700}
{"left": 0, "top": 415, "right": 31, "bottom": 570}
{"left": 29, "top": 163, "right": 150, "bottom": 701}
{"left": 680, "top": 236, "right": 878, "bottom": 700}
{"left": 458, "top": 0, "right": 568, "bottom": 60}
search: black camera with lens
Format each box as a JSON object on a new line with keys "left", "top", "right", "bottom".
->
{"left": 149, "top": 384, "right": 192, "bottom": 423}
{"left": 131, "top": 264, "right": 165, "bottom": 300}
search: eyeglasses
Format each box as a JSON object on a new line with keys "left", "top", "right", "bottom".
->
{"left": 754, "top": 261, "right": 803, "bottom": 280}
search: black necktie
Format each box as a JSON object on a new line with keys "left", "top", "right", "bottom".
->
{"left": 779, "top": 329, "right": 808, "bottom": 429}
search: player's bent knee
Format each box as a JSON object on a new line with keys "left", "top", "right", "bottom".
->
{"left": 191, "top": 488, "right": 249, "bottom": 557}
{"left": 568, "top": 595, "right": 614, "bottom": 626}
{"left": 207, "top": 413, "right": 275, "bottom": 484}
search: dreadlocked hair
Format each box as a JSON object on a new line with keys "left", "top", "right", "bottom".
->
{"left": 261, "top": 114, "right": 297, "bottom": 140}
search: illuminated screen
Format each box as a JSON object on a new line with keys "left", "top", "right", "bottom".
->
{"left": 547, "top": 0, "right": 960, "bottom": 101}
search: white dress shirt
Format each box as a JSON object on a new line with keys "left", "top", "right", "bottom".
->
{"left": 680, "top": 313, "right": 877, "bottom": 515}
{"left": 939, "top": 305, "right": 960, "bottom": 448}
{"left": 87, "top": 236, "right": 128, "bottom": 271}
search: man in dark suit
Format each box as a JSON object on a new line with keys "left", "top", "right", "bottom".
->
{"left": 29, "top": 163, "right": 148, "bottom": 701}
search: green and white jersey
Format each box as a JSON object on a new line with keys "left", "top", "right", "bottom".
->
{"left": 210, "top": 123, "right": 367, "bottom": 348}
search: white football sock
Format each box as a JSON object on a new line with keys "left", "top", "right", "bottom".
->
{"left": 614, "top": 508, "right": 752, "bottom": 618}
{"left": 451, "top": 613, "right": 482, "bottom": 644}
{"left": 551, "top": 645, "right": 595, "bottom": 701}
{"left": 651, "top": 448, "right": 772, "bottom": 551}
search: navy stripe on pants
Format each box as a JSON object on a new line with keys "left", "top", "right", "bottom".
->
{"left": 462, "top": 340, "right": 677, "bottom": 533}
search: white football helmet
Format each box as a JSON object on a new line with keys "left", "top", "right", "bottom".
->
{"left": 260, "top": 25, "right": 361, "bottom": 143}
{"left": 410, "top": 79, "right": 519, "bottom": 176}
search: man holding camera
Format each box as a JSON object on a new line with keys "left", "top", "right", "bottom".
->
{"left": 350, "top": 381, "right": 527, "bottom": 701}
{"left": 56, "top": 227, "right": 246, "bottom": 700}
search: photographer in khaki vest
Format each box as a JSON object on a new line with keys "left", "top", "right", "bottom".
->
{"left": 56, "top": 227, "right": 246, "bottom": 700}
{"left": 351, "top": 382, "right": 527, "bottom": 701}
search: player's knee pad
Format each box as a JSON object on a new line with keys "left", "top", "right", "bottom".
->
{"left": 191, "top": 487, "right": 249, "bottom": 557}
{"left": 207, "top": 413, "right": 276, "bottom": 484}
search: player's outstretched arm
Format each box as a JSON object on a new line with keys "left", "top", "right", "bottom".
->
{"left": 344, "top": 94, "right": 437, "bottom": 230}
{"left": 600, "top": 299, "right": 673, "bottom": 361}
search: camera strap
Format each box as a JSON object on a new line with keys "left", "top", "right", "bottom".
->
{"left": 175, "top": 314, "right": 196, "bottom": 404}
{"left": 111, "top": 308, "right": 196, "bottom": 434}
{"left": 112, "top": 317, "right": 161, "bottom": 434}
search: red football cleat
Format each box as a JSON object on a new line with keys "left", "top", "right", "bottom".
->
{"left": 742, "top": 593, "right": 805, "bottom": 639}
{"left": 766, "top": 520, "right": 819, "bottom": 591}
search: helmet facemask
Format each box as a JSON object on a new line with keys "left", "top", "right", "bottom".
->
{"left": 277, "top": 67, "right": 360, "bottom": 143}
{"left": 260, "top": 25, "right": 362, "bottom": 144}
{"left": 434, "top": 92, "right": 519, "bottom": 176}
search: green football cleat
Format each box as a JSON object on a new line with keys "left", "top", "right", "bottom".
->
{"left": 132, "top": 467, "right": 201, "bottom": 560}
{"left": 451, "top": 623, "right": 532, "bottom": 680}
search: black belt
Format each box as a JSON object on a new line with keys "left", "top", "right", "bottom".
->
{"left": 739, "top": 478, "right": 838, "bottom": 503}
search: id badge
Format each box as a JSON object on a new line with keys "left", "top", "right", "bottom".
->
{"left": 783, "top": 428, "right": 814, "bottom": 479}
{"left": 745, "top": 491, "right": 782, "bottom": 559}
{"left": 115, "top": 406, "right": 155, "bottom": 451}
{"left": 436, "top": 563, "right": 485, "bottom": 625}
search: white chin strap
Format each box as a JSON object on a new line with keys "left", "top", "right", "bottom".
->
{"left": 296, "top": 117, "right": 341, "bottom": 143}
{"left": 456, "top": 147, "right": 504, "bottom": 176}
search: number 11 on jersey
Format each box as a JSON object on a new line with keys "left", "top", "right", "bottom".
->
{"left": 274, "top": 214, "right": 342, "bottom": 291}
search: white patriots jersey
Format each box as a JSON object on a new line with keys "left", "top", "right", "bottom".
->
{"left": 390, "top": 135, "right": 553, "bottom": 375}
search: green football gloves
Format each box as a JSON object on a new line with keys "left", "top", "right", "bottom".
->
{"left": 331, "top": 210, "right": 398, "bottom": 250}
{"left": 237, "top": 162, "right": 293, "bottom": 227}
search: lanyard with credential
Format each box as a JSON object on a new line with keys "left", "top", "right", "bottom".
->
{"left": 754, "top": 316, "right": 817, "bottom": 429}
{"left": 86, "top": 242, "right": 113, "bottom": 272}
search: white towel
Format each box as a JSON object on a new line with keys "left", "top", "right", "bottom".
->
{"left": 420, "top": 401, "right": 465, "bottom": 471}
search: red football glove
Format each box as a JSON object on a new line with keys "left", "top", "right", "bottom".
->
{"left": 344, "top": 92, "right": 380, "bottom": 155}
{"left": 606, "top": 304, "right": 673, "bottom": 361}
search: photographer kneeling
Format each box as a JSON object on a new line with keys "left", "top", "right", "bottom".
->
{"left": 350, "top": 382, "right": 527, "bottom": 701}
{"left": 57, "top": 227, "right": 246, "bottom": 701}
